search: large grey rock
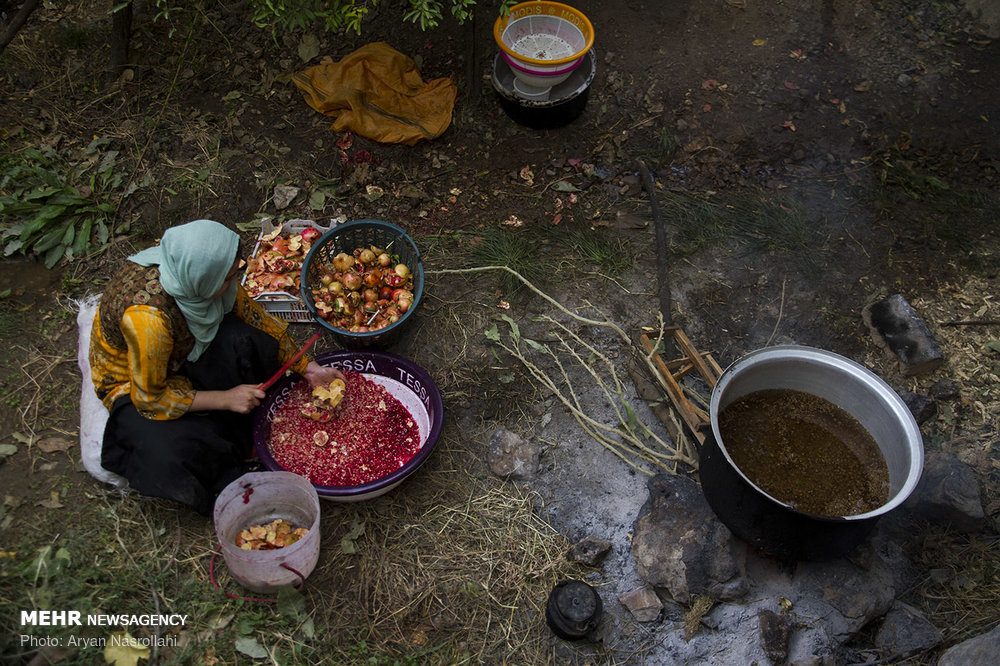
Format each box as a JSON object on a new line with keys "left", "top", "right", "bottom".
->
{"left": 874, "top": 601, "right": 942, "bottom": 659}
{"left": 789, "top": 550, "right": 897, "bottom": 644}
{"left": 937, "top": 623, "right": 1000, "bottom": 665}
{"left": 863, "top": 294, "right": 945, "bottom": 375}
{"left": 631, "top": 474, "right": 747, "bottom": 604}
{"left": 486, "top": 426, "right": 540, "bottom": 480}
{"left": 905, "top": 451, "right": 985, "bottom": 532}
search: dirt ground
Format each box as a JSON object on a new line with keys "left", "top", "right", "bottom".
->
{"left": 2, "top": 0, "right": 1000, "bottom": 664}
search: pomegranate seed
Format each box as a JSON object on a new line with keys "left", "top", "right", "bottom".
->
{"left": 268, "top": 371, "right": 421, "bottom": 486}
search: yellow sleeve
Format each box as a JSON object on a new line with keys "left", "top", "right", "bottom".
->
{"left": 232, "top": 286, "right": 311, "bottom": 374}
{"left": 120, "top": 306, "right": 196, "bottom": 420}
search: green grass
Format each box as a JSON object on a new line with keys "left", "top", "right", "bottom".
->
{"left": 556, "top": 227, "right": 633, "bottom": 276}
{"left": 659, "top": 190, "right": 818, "bottom": 260}
{"left": 466, "top": 229, "right": 550, "bottom": 295}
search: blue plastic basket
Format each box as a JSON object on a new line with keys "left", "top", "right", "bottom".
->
{"left": 300, "top": 219, "right": 424, "bottom": 348}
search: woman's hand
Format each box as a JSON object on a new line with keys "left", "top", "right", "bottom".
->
{"left": 303, "top": 361, "right": 345, "bottom": 388}
{"left": 226, "top": 384, "right": 267, "bottom": 413}
{"left": 190, "top": 384, "right": 265, "bottom": 414}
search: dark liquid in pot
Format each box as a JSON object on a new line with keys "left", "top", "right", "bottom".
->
{"left": 718, "top": 389, "right": 890, "bottom": 516}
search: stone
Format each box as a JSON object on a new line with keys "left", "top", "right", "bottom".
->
{"left": 899, "top": 390, "right": 938, "bottom": 425}
{"left": 758, "top": 609, "right": 790, "bottom": 664}
{"left": 790, "top": 553, "right": 897, "bottom": 643}
{"left": 789, "top": 657, "right": 836, "bottom": 666}
{"left": 862, "top": 294, "right": 945, "bottom": 375}
{"left": 904, "top": 451, "right": 985, "bottom": 532}
{"left": 618, "top": 585, "right": 662, "bottom": 623}
{"left": 873, "top": 601, "right": 942, "bottom": 659}
{"left": 631, "top": 474, "right": 747, "bottom": 604}
{"left": 568, "top": 536, "right": 613, "bottom": 567}
{"left": 272, "top": 184, "right": 300, "bottom": 210}
{"left": 937, "top": 623, "right": 1000, "bottom": 666}
{"left": 486, "top": 426, "right": 540, "bottom": 480}
{"left": 929, "top": 379, "right": 961, "bottom": 401}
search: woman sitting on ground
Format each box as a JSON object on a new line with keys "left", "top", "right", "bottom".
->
{"left": 89, "top": 219, "right": 340, "bottom": 514}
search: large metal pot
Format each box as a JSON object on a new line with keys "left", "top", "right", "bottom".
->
{"left": 701, "top": 346, "right": 924, "bottom": 561}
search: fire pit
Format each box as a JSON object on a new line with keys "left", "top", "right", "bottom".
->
{"left": 252, "top": 350, "right": 444, "bottom": 502}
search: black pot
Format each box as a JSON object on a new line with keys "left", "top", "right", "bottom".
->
{"left": 700, "top": 430, "right": 880, "bottom": 561}
{"left": 545, "top": 580, "right": 603, "bottom": 640}
{"left": 492, "top": 49, "right": 596, "bottom": 130}
{"left": 701, "top": 346, "right": 924, "bottom": 562}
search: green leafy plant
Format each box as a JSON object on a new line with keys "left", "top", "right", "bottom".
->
{"left": 244, "top": 0, "right": 516, "bottom": 36}
{"left": 0, "top": 139, "right": 133, "bottom": 268}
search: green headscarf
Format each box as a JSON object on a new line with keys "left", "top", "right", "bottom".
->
{"left": 129, "top": 219, "right": 240, "bottom": 362}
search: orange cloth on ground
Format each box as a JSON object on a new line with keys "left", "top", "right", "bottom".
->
{"left": 292, "top": 42, "right": 457, "bottom": 146}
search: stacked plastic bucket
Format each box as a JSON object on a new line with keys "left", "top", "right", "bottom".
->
{"left": 492, "top": 1, "right": 596, "bottom": 129}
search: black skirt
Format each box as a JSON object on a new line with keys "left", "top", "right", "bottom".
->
{"left": 101, "top": 315, "right": 284, "bottom": 515}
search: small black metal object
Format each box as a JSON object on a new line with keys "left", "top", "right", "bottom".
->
{"left": 545, "top": 580, "right": 603, "bottom": 640}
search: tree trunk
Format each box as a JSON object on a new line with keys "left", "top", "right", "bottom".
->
{"left": 0, "top": 0, "right": 42, "bottom": 56}
{"left": 108, "top": 0, "right": 133, "bottom": 79}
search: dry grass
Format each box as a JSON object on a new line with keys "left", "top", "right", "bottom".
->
{"left": 859, "top": 273, "right": 1000, "bottom": 649}
{"left": 159, "top": 421, "right": 591, "bottom": 664}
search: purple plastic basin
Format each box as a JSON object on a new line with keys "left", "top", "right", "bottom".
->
{"left": 253, "top": 349, "right": 444, "bottom": 501}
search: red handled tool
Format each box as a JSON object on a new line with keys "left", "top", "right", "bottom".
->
{"left": 258, "top": 330, "right": 322, "bottom": 391}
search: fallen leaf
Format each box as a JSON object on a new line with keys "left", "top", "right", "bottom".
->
{"left": 36, "top": 437, "right": 73, "bottom": 454}
{"left": 234, "top": 636, "right": 268, "bottom": 659}
{"left": 701, "top": 79, "right": 718, "bottom": 90}
{"left": 854, "top": 80, "right": 871, "bottom": 92}
{"left": 38, "top": 492, "right": 64, "bottom": 509}
{"left": 551, "top": 213, "right": 563, "bottom": 225}
{"left": 519, "top": 166, "right": 535, "bottom": 185}
{"left": 550, "top": 180, "right": 580, "bottom": 192}
{"left": 702, "top": 103, "right": 712, "bottom": 113}
{"left": 340, "top": 519, "right": 366, "bottom": 555}
{"left": 104, "top": 632, "right": 150, "bottom": 666}
{"left": 752, "top": 38, "right": 767, "bottom": 47}
{"left": 781, "top": 120, "right": 797, "bottom": 131}
{"left": 0, "top": 444, "right": 17, "bottom": 459}
{"left": 297, "top": 33, "right": 320, "bottom": 62}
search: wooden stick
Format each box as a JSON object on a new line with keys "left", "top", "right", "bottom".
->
{"left": 258, "top": 330, "right": 322, "bottom": 391}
